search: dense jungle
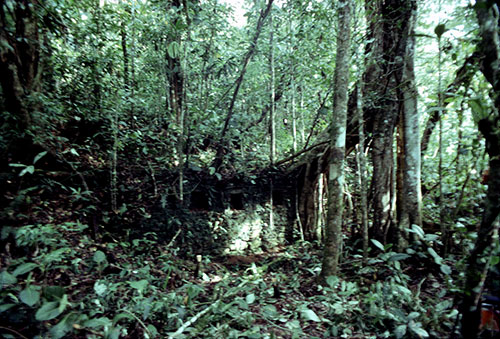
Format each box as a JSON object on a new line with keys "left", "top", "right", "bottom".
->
{"left": 1, "top": 0, "right": 500, "bottom": 338}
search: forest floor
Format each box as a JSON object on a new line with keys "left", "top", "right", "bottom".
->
{"left": 0, "top": 221, "right": 461, "bottom": 339}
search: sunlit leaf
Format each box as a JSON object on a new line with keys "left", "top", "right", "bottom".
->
{"left": 93, "top": 250, "right": 107, "bottom": 264}
{"left": 427, "top": 247, "right": 442, "bottom": 265}
{"left": 19, "top": 165, "right": 35, "bottom": 176}
{"left": 408, "top": 321, "right": 429, "bottom": 338}
{"left": 128, "top": 279, "right": 148, "bottom": 293}
{"left": 246, "top": 293, "right": 256, "bottom": 304}
{"left": 301, "top": 308, "right": 321, "bottom": 322}
{"left": 440, "top": 264, "right": 452, "bottom": 275}
{"left": 394, "top": 324, "right": 407, "bottom": 339}
{"left": 94, "top": 281, "right": 107, "bottom": 296}
{"left": 370, "top": 239, "right": 385, "bottom": 252}
{"left": 33, "top": 151, "right": 48, "bottom": 164}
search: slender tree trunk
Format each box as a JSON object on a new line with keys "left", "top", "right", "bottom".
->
{"left": 269, "top": 9, "right": 276, "bottom": 164}
{"left": 355, "top": 83, "right": 369, "bottom": 263}
{"left": 437, "top": 33, "right": 448, "bottom": 255}
{"left": 164, "top": 0, "right": 187, "bottom": 204}
{"left": 288, "top": 6, "right": 297, "bottom": 153}
{"left": 399, "top": 1, "right": 421, "bottom": 248}
{"left": 300, "top": 84, "right": 306, "bottom": 144}
{"left": 321, "top": 0, "right": 351, "bottom": 279}
{"left": 121, "top": 20, "right": 129, "bottom": 91}
{"left": 316, "top": 173, "right": 324, "bottom": 242}
{"left": 268, "top": 8, "right": 276, "bottom": 236}
{"left": 291, "top": 74, "right": 297, "bottom": 153}
{"left": 215, "top": 0, "right": 274, "bottom": 169}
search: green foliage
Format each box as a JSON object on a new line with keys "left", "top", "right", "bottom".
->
{"left": 0, "top": 0, "right": 492, "bottom": 337}
{"left": 0, "top": 222, "right": 466, "bottom": 338}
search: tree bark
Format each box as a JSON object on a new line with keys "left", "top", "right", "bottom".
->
{"left": 321, "top": 0, "right": 351, "bottom": 279}
{"left": 461, "top": 1, "right": 500, "bottom": 337}
{"left": 398, "top": 0, "right": 421, "bottom": 248}
{"left": 0, "top": 0, "right": 41, "bottom": 133}
{"left": 269, "top": 9, "right": 276, "bottom": 164}
{"left": 364, "top": 0, "right": 414, "bottom": 243}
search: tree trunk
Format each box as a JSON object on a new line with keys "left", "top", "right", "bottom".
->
{"left": 321, "top": 0, "right": 351, "bottom": 279}
{"left": 398, "top": 0, "right": 421, "bottom": 249}
{"left": 214, "top": 0, "right": 274, "bottom": 169}
{"left": 0, "top": 0, "right": 41, "bottom": 133}
{"left": 364, "top": 0, "right": 414, "bottom": 243}
{"left": 461, "top": 1, "right": 500, "bottom": 337}
{"left": 269, "top": 9, "right": 276, "bottom": 164}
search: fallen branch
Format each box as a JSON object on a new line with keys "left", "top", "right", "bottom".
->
{"left": 166, "top": 228, "right": 182, "bottom": 249}
{"left": 168, "top": 300, "right": 220, "bottom": 339}
{"left": 274, "top": 140, "right": 329, "bottom": 167}
{"left": 168, "top": 280, "right": 248, "bottom": 338}
{"left": 0, "top": 327, "right": 29, "bottom": 339}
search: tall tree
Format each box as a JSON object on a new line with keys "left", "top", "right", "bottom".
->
{"left": 321, "top": 0, "right": 351, "bottom": 279}
{"left": 461, "top": 1, "right": 500, "bottom": 337}
{"left": 396, "top": 0, "right": 421, "bottom": 248}
{"left": 364, "top": 0, "right": 416, "bottom": 243}
{"left": 355, "top": 83, "right": 369, "bottom": 262}
{"left": 269, "top": 7, "right": 276, "bottom": 164}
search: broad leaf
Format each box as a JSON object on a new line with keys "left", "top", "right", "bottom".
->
{"left": 0, "top": 271, "right": 17, "bottom": 287}
{"left": 408, "top": 321, "right": 429, "bottom": 338}
{"left": 19, "top": 165, "right": 35, "bottom": 176}
{"left": 434, "top": 24, "right": 447, "bottom": 38}
{"left": 13, "top": 262, "right": 39, "bottom": 276}
{"left": 301, "top": 308, "right": 321, "bottom": 322}
{"left": 128, "top": 279, "right": 148, "bottom": 293}
{"left": 394, "top": 324, "right": 407, "bottom": 339}
{"left": 440, "top": 264, "right": 452, "bottom": 275}
{"left": 371, "top": 239, "right": 385, "bottom": 252}
{"left": 246, "top": 293, "right": 256, "bottom": 304}
{"left": 93, "top": 250, "right": 107, "bottom": 264}
{"left": 33, "top": 151, "right": 48, "bottom": 164}
{"left": 20, "top": 286, "right": 40, "bottom": 307}
{"left": 84, "top": 317, "right": 112, "bottom": 328}
{"left": 427, "top": 247, "right": 442, "bottom": 265}
{"left": 388, "top": 253, "right": 411, "bottom": 262}
{"left": 36, "top": 301, "right": 63, "bottom": 321}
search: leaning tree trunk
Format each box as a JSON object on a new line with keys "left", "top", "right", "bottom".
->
{"left": 321, "top": 0, "right": 351, "bottom": 279}
{"left": 214, "top": 0, "right": 274, "bottom": 169}
{"left": 461, "top": 1, "right": 500, "bottom": 337}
